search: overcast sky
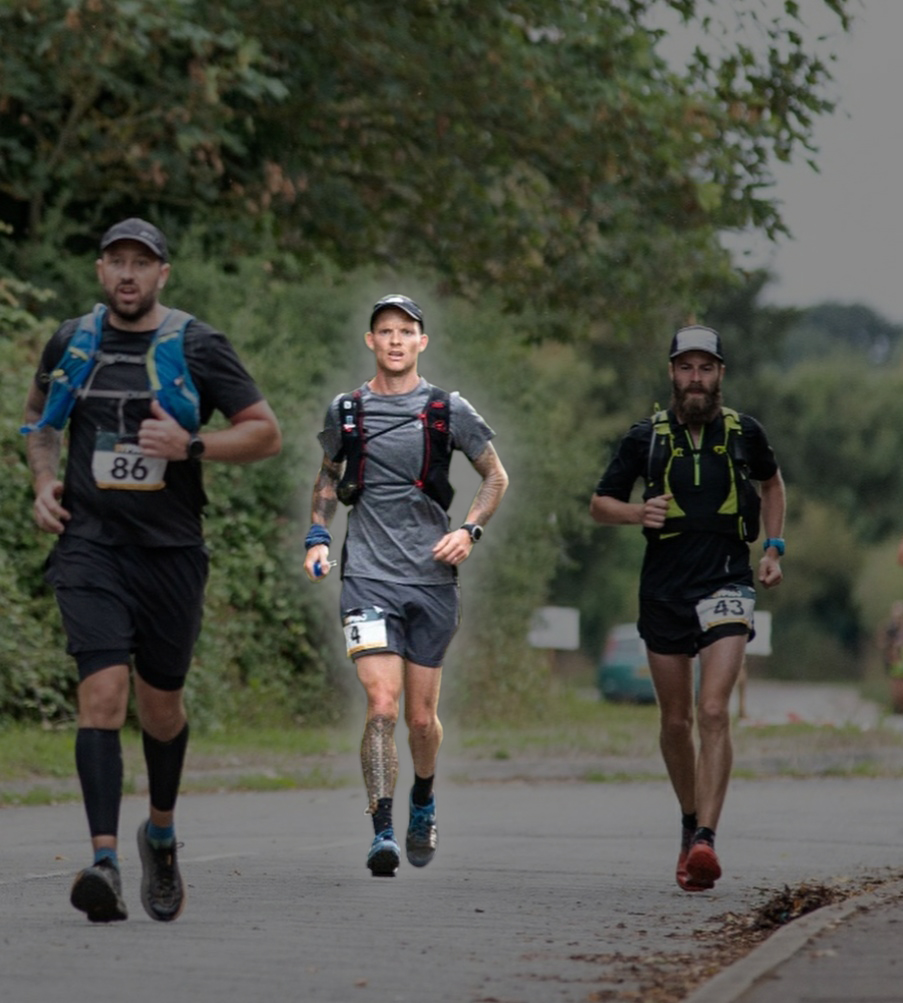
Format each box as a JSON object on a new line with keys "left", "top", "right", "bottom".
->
{"left": 737, "top": 2, "right": 903, "bottom": 324}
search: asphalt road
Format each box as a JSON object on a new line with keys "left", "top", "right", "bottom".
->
{"left": 3, "top": 772, "right": 902, "bottom": 1003}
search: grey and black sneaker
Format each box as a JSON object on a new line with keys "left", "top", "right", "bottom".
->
{"left": 70, "top": 858, "right": 128, "bottom": 922}
{"left": 137, "top": 820, "right": 185, "bottom": 922}
{"left": 405, "top": 793, "right": 438, "bottom": 868}
{"left": 367, "top": 828, "right": 400, "bottom": 877}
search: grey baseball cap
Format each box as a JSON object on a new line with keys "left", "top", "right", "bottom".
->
{"left": 99, "top": 218, "right": 169, "bottom": 261}
{"left": 669, "top": 325, "right": 724, "bottom": 361}
{"left": 370, "top": 294, "right": 424, "bottom": 331}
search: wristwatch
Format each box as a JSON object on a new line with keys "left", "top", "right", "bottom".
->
{"left": 186, "top": 434, "right": 205, "bottom": 460}
{"left": 461, "top": 523, "right": 483, "bottom": 543}
{"left": 762, "top": 537, "right": 785, "bottom": 556}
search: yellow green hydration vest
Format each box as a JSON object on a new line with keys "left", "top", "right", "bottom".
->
{"left": 644, "top": 406, "right": 761, "bottom": 542}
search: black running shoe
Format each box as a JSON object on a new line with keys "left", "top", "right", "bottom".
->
{"left": 137, "top": 820, "right": 185, "bottom": 922}
{"left": 405, "top": 793, "right": 438, "bottom": 868}
{"left": 70, "top": 858, "right": 128, "bottom": 922}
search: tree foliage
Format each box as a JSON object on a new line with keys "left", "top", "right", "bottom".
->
{"left": 2, "top": 1, "right": 877, "bottom": 719}
{"left": 0, "top": 0, "right": 287, "bottom": 247}
{"left": 1, "top": 0, "right": 852, "bottom": 339}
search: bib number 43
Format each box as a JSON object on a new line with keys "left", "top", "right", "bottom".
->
{"left": 695, "top": 586, "right": 755, "bottom": 632}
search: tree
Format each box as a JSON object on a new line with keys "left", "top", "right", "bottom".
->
{"left": 1, "top": 1, "right": 853, "bottom": 340}
{"left": 0, "top": 0, "right": 287, "bottom": 248}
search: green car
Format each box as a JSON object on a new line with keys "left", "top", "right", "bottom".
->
{"left": 597, "top": 623, "right": 702, "bottom": 703}
{"left": 597, "top": 623, "right": 656, "bottom": 703}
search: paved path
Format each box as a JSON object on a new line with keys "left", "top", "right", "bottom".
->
{"left": 2, "top": 774, "right": 903, "bottom": 1003}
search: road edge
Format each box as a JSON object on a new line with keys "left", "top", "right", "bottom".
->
{"left": 683, "top": 877, "right": 903, "bottom": 1003}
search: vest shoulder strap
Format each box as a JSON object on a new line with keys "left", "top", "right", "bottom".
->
{"left": 146, "top": 308, "right": 200, "bottom": 431}
{"left": 336, "top": 384, "right": 454, "bottom": 509}
{"left": 22, "top": 304, "right": 199, "bottom": 434}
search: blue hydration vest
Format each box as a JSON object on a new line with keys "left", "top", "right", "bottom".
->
{"left": 21, "top": 303, "right": 200, "bottom": 434}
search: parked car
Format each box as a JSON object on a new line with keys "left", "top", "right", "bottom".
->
{"left": 597, "top": 623, "right": 701, "bottom": 704}
{"left": 597, "top": 623, "right": 656, "bottom": 703}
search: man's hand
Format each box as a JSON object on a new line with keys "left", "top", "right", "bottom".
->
{"left": 33, "top": 477, "right": 69, "bottom": 534}
{"left": 758, "top": 555, "right": 783, "bottom": 589}
{"left": 641, "top": 493, "right": 673, "bottom": 530}
{"left": 304, "top": 543, "right": 332, "bottom": 582}
{"left": 138, "top": 399, "right": 190, "bottom": 459}
{"left": 432, "top": 528, "right": 473, "bottom": 566}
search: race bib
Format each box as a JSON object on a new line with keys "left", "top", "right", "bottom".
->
{"left": 695, "top": 585, "right": 755, "bottom": 633}
{"left": 342, "top": 606, "right": 388, "bottom": 657}
{"left": 92, "top": 431, "right": 167, "bottom": 491}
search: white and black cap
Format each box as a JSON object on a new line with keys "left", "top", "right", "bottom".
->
{"left": 669, "top": 325, "right": 724, "bottom": 362}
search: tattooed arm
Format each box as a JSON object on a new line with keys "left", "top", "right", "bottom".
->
{"left": 23, "top": 382, "right": 70, "bottom": 535}
{"left": 432, "top": 442, "right": 509, "bottom": 566}
{"left": 304, "top": 453, "right": 344, "bottom": 581}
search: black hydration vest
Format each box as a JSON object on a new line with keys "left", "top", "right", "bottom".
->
{"left": 336, "top": 385, "right": 454, "bottom": 511}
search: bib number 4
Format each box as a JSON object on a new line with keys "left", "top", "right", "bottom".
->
{"left": 342, "top": 606, "right": 389, "bottom": 657}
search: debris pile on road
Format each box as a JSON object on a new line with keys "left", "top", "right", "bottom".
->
{"left": 748, "top": 881, "right": 848, "bottom": 930}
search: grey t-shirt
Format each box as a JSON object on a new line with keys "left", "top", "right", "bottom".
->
{"left": 318, "top": 378, "right": 495, "bottom": 585}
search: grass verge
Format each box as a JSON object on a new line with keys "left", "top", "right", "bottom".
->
{"left": 3, "top": 683, "right": 903, "bottom": 804}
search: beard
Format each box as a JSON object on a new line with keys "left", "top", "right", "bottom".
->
{"left": 671, "top": 382, "right": 723, "bottom": 425}
{"left": 107, "top": 286, "right": 157, "bottom": 324}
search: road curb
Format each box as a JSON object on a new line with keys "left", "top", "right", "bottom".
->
{"left": 683, "top": 878, "right": 903, "bottom": 1003}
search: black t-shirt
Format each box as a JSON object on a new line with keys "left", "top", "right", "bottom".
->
{"left": 594, "top": 409, "right": 779, "bottom": 601}
{"left": 33, "top": 313, "right": 264, "bottom": 546}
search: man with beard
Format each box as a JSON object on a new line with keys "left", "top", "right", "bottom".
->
{"left": 21, "top": 218, "right": 281, "bottom": 922}
{"left": 590, "top": 325, "right": 784, "bottom": 892}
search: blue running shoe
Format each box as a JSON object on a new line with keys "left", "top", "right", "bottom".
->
{"left": 367, "top": 828, "right": 400, "bottom": 877}
{"left": 406, "top": 793, "right": 438, "bottom": 868}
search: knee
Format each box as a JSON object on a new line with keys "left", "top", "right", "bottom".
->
{"left": 79, "top": 691, "right": 127, "bottom": 729}
{"left": 405, "top": 707, "right": 439, "bottom": 740}
{"left": 696, "top": 699, "right": 730, "bottom": 735}
{"left": 367, "top": 691, "right": 400, "bottom": 722}
{"left": 659, "top": 707, "right": 693, "bottom": 743}
{"left": 78, "top": 676, "right": 128, "bottom": 729}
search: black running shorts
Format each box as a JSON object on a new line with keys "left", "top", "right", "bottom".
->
{"left": 44, "top": 535, "right": 209, "bottom": 690}
{"left": 639, "top": 587, "right": 753, "bottom": 657}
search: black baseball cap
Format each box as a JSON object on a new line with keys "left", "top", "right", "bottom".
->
{"left": 669, "top": 325, "right": 724, "bottom": 362}
{"left": 369, "top": 294, "right": 424, "bottom": 331}
{"left": 99, "top": 218, "right": 168, "bottom": 261}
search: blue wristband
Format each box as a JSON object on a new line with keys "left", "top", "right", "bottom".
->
{"left": 305, "top": 525, "right": 332, "bottom": 550}
{"left": 762, "top": 537, "right": 785, "bottom": 556}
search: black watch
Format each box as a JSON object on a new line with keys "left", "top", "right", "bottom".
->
{"left": 461, "top": 523, "right": 483, "bottom": 543}
{"left": 186, "top": 434, "right": 205, "bottom": 460}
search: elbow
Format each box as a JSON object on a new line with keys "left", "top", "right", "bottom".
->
{"left": 266, "top": 425, "right": 283, "bottom": 458}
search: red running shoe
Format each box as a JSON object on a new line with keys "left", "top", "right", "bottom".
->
{"left": 686, "top": 840, "right": 722, "bottom": 887}
{"left": 676, "top": 825, "right": 714, "bottom": 892}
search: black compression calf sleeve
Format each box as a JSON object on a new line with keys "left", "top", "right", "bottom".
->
{"left": 142, "top": 723, "right": 189, "bottom": 813}
{"left": 75, "top": 727, "right": 123, "bottom": 837}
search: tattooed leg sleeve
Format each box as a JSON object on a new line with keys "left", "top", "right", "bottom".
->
{"left": 361, "top": 714, "right": 399, "bottom": 814}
